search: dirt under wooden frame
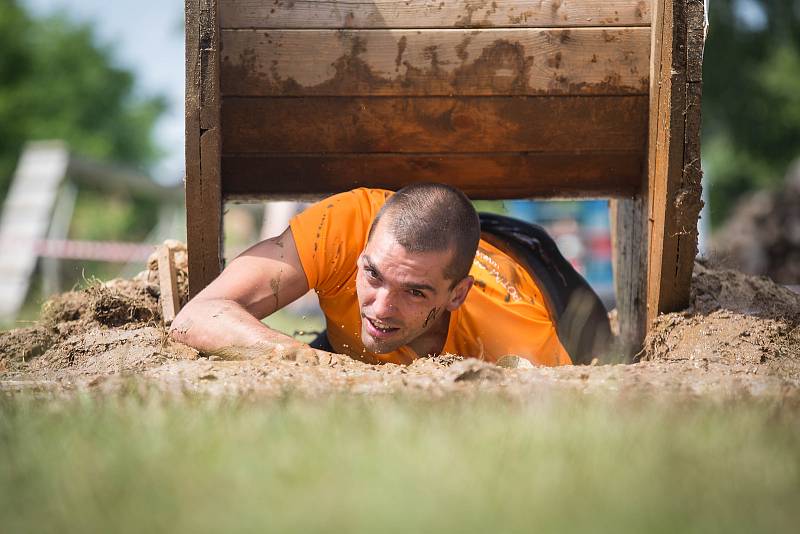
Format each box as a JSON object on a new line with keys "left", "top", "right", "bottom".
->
{"left": 1, "top": 243, "right": 798, "bottom": 402}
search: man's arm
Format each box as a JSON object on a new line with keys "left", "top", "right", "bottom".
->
{"left": 169, "top": 227, "right": 320, "bottom": 359}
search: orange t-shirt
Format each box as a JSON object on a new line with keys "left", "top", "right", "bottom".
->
{"left": 289, "top": 188, "right": 571, "bottom": 366}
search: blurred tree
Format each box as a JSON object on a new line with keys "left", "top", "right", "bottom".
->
{"left": 0, "top": 0, "right": 165, "bottom": 201}
{"left": 703, "top": 0, "right": 800, "bottom": 226}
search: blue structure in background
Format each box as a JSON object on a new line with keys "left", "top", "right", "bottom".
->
{"left": 506, "top": 199, "right": 615, "bottom": 307}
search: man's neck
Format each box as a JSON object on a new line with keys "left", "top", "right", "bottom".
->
{"left": 407, "top": 310, "right": 451, "bottom": 357}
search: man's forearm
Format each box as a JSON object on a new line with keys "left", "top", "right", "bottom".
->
{"left": 169, "top": 298, "right": 308, "bottom": 359}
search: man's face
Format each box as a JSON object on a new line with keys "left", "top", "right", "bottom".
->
{"left": 356, "top": 218, "right": 472, "bottom": 354}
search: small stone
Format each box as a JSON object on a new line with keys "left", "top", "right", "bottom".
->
{"left": 496, "top": 355, "right": 534, "bottom": 369}
{"left": 451, "top": 359, "right": 504, "bottom": 382}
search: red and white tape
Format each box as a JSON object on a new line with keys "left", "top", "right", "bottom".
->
{"left": 32, "top": 239, "right": 154, "bottom": 263}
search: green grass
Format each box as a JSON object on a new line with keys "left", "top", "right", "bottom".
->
{"left": 1, "top": 392, "right": 799, "bottom": 533}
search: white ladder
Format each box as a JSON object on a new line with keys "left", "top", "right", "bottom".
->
{"left": 0, "top": 141, "right": 69, "bottom": 322}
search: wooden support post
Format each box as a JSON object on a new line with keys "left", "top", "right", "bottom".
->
{"left": 645, "top": 0, "right": 705, "bottom": 325}
{"left": 185, "top": 0, "right": 223, "bottom": 298}
{"left": 157, "top": 245, "right": 180, "bottom": 325}
{"left": 610, "top": 196, "right": 648, "bottom": 360}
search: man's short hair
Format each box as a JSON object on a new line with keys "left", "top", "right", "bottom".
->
{"left": 367, "top": 183, "right": 480, "bottom": 283}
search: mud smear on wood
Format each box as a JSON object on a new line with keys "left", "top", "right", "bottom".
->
{"left": 222, "top": 0, "right": 651, "bottom": 29}
{"left": 394, "top": 35, "right": 407, "bottom": 70}
{"left": 222, "top": 31, "right": 647, "bottom": 97}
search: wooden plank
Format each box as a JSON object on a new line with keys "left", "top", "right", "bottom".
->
{"left": 187, "top": 0, "right": 224, "bottom": 298}
{"left": 645, "top": 0, "right": 704, "bottom": 324}
{"left": 185, "top": 0, "right": 202, "bottom": 297}
{"left": 221, "top": 27, "right": 650, "bottom": 96}
{"left": 221, "top": 95, "right": 648, "bottom": 154}
{"left": 221, "top": 0, "right": 652, "bottom": 29}
{"left": 610, "top": 196, "right": 647, "bottom": 361}
{"left": 221, "top": 152, "right": 645, "bottom": 199}
{"left": 157, "top": 245, "right": 180, "bottom": 325}
{"left": 685, "top": 0, "right": 705, "bottom": 83}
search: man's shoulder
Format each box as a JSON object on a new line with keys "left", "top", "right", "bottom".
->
{"left": 319, "top": 187, "right": 392, "bottom": 226}
{"left": 341, "top": 187, "right": 393, "bottom": 208}
{"left": 288, "top": 188, "right": 391, "bottom": 295}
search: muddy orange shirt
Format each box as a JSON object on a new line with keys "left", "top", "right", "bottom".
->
{"left": 289, "top": 188, "right": 571, "bottom": 366}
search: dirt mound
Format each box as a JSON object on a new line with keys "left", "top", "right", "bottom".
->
{"left": 691, "top": 262, "right": 800, "bottom": 319}
{"left": 1, "top": 281, "right": 159, "bottom": 364}
{"left": 645, "top": 263, "right": 800, "bottom": 381}
{"left": 711, "top": 159, "right": 800, "bottom": 284}
{"left": 0, "top": 241, "right": 190, "bottom": 371}
{"left": 1, "top": 250, "right": 799, "bottom": 400}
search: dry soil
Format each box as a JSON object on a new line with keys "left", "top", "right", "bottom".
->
{"left": 1, "top": 243, "right": 798, "bottom": 402}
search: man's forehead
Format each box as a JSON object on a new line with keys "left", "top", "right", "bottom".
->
{"left": 361, "top": 242, "right": 451, "bottom": 289}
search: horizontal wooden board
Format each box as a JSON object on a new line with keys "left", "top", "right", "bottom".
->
{"left": 221, "top": 28, "right": 649, "bottom": 96}
{"left": 220, "top": 0, "right": 652, "bottom": 29}
{"left": 221, "top": 152, "right": 645, "bottom": 199}
{"left": 221, "top": 95, "right": 649, "bottom": 154}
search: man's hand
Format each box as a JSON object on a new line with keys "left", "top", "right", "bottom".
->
{"left": 169, "top": 227, "right": 319, "bottom": 358}
{"left": 202, "top": 338, "right": 337, "bottom": 366}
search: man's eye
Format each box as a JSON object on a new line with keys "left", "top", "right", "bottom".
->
{"left": 365, "top": 267, "right": 378, "bottom": 279}
{"left": 408, "top": 289, "right": 425, "bottom": 298}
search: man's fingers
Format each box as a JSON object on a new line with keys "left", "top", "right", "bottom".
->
{"left": 203, "top": 341, "right": 339, "bottom": 366}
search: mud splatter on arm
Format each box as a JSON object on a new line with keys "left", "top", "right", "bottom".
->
{"left": 269, "top": 269, "right": 283, "bottom": 310}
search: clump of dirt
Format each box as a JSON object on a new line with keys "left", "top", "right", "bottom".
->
{"left": 86, "top": 279, "right": 160, "bottom": 327}
{"left": 40, "top": 289, "right": 92, "bottom": 324}
{"left": 644, "top": 262, "right": 800, "bottom": 381}
{"left": 0, "top": 326, "right": 56, "bottom": 363}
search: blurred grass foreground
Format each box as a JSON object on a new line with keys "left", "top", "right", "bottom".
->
{"left": 1, "top": 393, "right": 799, "bottom": 533}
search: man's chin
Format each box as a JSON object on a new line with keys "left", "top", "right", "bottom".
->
{"left": 360, "top": 329, "right": 404, "bottom": 354}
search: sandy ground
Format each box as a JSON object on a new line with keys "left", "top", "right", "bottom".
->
{"left": 1, "top": 243, "right": 798, "bottom": 401}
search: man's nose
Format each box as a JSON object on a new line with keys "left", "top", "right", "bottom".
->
{"left": 372, "top": 287, "right": 396, "bottom": 317}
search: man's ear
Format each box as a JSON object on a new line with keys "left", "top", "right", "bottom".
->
{"left": 446, "top": 276, "right": 474, "bottom": 311}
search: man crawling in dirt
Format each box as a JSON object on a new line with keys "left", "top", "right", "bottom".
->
{"left": 170, "top": 183, "right": 579, "bottom": 366}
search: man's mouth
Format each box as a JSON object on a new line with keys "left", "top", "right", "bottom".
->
{"left": 364, "top": 316, "right": 400, "bottom": 338}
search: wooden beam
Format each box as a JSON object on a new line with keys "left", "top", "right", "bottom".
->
{"left": 220, "top": 27, "right": 650, "bottom": 96}
{"left": 220, "top": 0, "right": 652, "bottom": 29}
{"left": 645, "top": 0, "right": 704, "bottom": 324}
{"left": 186, "top": 0, "right": 223, "bottom": 298}
{"left": 157, "top": 245, "right": 181, "bottom": 325}
{"left": 67, "top": 156, "right": 182, "bottom": 203}
{"left": 221, "top": 152, "right": 644, "bottom": 199}
{"left": 610, "top": 196, "right": 647, "bottom": 360}
{"left": 221, "top": 95, "right": 648, "bottom": 154}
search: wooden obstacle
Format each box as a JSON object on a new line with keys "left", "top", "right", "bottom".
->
{"left": 184, "top": 0, "right": 705, "bottom": 356}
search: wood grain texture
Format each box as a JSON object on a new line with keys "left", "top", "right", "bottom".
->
{"left": 610, "top": 196, "right": 647, "bottom": 360}
{"left": 187, "top": 0, "right": 224, "bottom": 298}
{"left": 185, "top": 0, "right": 201, "bottom": 191}
{"left": 221, "top": 95, "right": 649, "bottom": 154}
{"left": 157, "top": 245, "right": 180, "bottom": 325}
{"left": 220, "top": 0, "right": 652, "bottom": 29}
{"left": 645, "top": 0, "right": 704, "bottom": 324}
{"left": 221, "top": 152, "right": 645, "bottom": 199}
{"left": 221, "top": 27, "right": 650, "bottom": 96}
